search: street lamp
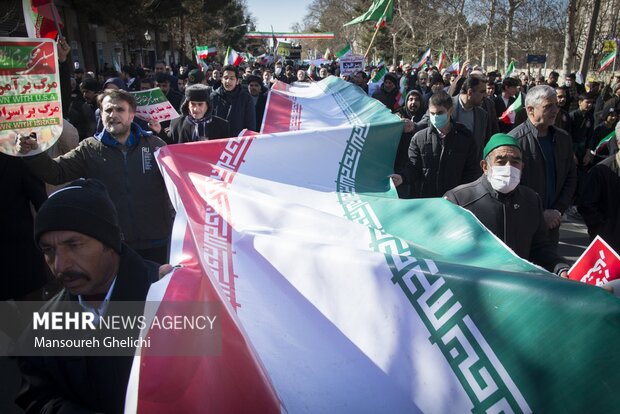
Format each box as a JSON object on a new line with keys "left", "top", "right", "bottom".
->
{"left": 144, "top": 30, "right": 152, "bottom": 42}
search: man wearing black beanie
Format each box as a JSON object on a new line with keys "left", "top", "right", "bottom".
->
{"left": 17, "top": 178, "right": 159, "bottom": 413}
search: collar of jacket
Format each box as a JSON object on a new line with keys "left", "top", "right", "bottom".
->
{"left": 524, "top": 119, "right": 557, "bottom": 141}
{"left": 95, "top": 122, "right": 152, "bottom": 148}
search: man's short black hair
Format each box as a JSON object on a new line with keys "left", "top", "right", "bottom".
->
{"left": 221, "top": 65, "right": 239, "bottom": 78}
{"left": 429, "top": 91, "right": 453, "bottom": 109}
{"left": 502, "top": 77, "right": 520, "bottom": 89}
{"left": 154, "top": 72, "right": 169, "bottom": 84}
{"left": 97, "top": 89, "right": 137, "bottom": 112}
{"left": 121, "top": 65, "right": 136, "bottom": 77}
{"left": 549, "top": 71, "right": 560, "bottom": 78}
{"left": 578, "top": 91, "right": 597, "bottom": 101}
{"left": 461, "top": 74, "right": 487, "bottom": 93}
{"left": 140, "top": 77, "right": 155, "bottom": 88}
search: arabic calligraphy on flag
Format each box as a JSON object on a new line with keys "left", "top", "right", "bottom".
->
{"left": 0, "top": 37, "right": 62, "bottom": 157}
{"left": 130, "top": 88, "right": 180, "bottom": 122}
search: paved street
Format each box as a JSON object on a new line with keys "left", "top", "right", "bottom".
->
{"left": 559, "top": 214, "right": 590, "bottom": 262}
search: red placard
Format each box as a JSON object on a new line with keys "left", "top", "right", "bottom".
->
{"left": 568, "top": 236, "right": 620, "bottom": 286}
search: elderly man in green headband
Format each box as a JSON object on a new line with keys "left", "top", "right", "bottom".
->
{"left": 444, "top": 133, "right": 570, "bottom": 277}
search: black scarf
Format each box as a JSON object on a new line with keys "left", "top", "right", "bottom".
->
{"left": 183, "top": 115, "right": 210, "bottom": 141}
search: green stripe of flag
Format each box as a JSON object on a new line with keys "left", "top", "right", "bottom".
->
{"left": 594, "top": 130, "right": 616, "bottom": 153}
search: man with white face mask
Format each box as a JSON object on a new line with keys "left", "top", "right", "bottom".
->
{"left": 444, "top": 134, "right": 570, "bottom": 276}
{"left": 391, "top": 91, "right": 480, "bottom": 198}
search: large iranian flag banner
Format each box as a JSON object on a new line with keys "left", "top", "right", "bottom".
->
{"left": 127, "top": 77, "right": 620, "bottom": 413}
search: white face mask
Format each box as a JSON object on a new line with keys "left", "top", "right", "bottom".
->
{"left": 487, "top": 165, "right": 521, "bottom": 194}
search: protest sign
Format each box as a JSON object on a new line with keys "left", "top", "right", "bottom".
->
{"left": 0, "top": 37, "right": 62, "bottom": 156}
{"left": 276, "top": 41, "right": 291, "bottom": 57}
{"left": 339, "top": 55, "right": 365, "bottom": 76}
{"left": 568, "top": 235, "right": 620, "bottom": 286}
{"left": 130, "top": 88, "right": 180, "bottom": 123}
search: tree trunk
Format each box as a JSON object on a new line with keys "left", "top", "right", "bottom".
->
{"left": 453, "top": 0, "right": 466, "bottom": 60}
{"left": 465, "top": 32, "right": 470, "bottom": 61}
{"left": 504, "top": 0, "right": 523, "bottom": 72}
{"left": 562, "top": 0, "right": 577, "bottom": 74}
{"left": 578, "top": 0, "right": 602, "bottom": 78}
{"left": 392, "top": 33, "right": 398, "bottom": 65}
{"left": 481, "top": 0, "right": 497, "bottom": 69}
{"left": 504, "top": 1, "right": 514, "bottom": 71}
{"left": 396, "top": 0, "right": 416, "bottom": 45}
{"left": 453, "top": 24, "right": 459, "bottom": 57}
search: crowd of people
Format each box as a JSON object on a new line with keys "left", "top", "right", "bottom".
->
{"left": 2, "top": 35, "right": 620, "bottom": 412}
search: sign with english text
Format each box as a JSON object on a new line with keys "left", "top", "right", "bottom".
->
{"left": 0, "top": 37, "right": 62, "bottom": 156}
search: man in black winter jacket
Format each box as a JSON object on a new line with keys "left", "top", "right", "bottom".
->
{"left": 579, "top": 125, "right": 620, "bottom": 253}
{"left": 508, "top": 85, "right": 577, "bottom": 251}
{"left": 168, "top": 84, "right": 230, "bottom": 143}
{"left": 390, "top": 91, "right": 480, "bottom": 198}
{"left": 16, "top": 179, "right": 160, "bottom": 413}
{"left": 445, "top": 134, "right": 570, "bottom": 276}
{"left": 210, "top": 65, "right": 256, "bottom": 136}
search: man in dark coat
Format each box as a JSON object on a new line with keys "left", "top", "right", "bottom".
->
{"left": 569, "top": 92, "right": 596, "bottom": 165}
{"left": 451, "top": 74, "right": 494, "bottom": 159}
{"left": 495, "top": 77, "right": 521, "bottom": 133}
{"left": 167, "top": 84, "right": 229, "bottom": 143}
{"left": 445, "top": 134, "right": 570, "bottom": 276}
{"left": 371, "top": 72, "right": 400, "bottom": 111}
{"left": 390, "top": 91, "right": 480, "bottom": 198}
{"left": 554, "top": 86, "right": 572, "bottom": 134}
{"left": 16, "top": 179, "right": 159, "bottom": 414}
{"left": 509, "top": 85, "right": 577, "bottom": 251}
{"left": 394, "top": 90, "right": 425, "bottom": 198}
{"left": 210, "top": 65, "right": 257, "bottom": 136}
{"left": 247, "top": 75, "right": 268, "bottom": 132}
{"left": 155, "top": 72, "right": 184, "bottom": 113}
{"left": 579, "top": 126, "right": 620, "bottom": 252}
{"left": 0, "top": 153, "right": 48, "bottom": 300}
{"left": 587, "top": 107, "right": 618, "bottom": 165}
